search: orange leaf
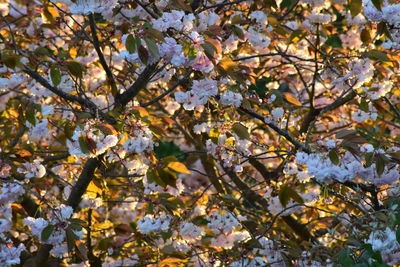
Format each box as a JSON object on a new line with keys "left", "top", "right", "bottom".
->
{"left": 167, "top": 162, "right": 190, "bottom": 174}
{"left": 283, "top": 92, "right": 302, "bottom": 106}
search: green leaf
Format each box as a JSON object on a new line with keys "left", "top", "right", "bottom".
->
{"left": 376, "top": 154, "right": 385, "bottom": 176}
{"left": 367, "top": 50, "right": 390, "bottom": 62}
{"left": 78, "top": 136, "right": 89, "bottom": 154}
{"left": 66, "top": 228, "right": 79, "bottom": 252}
{"left": 365, "top": 152, "right": 374, "bottom": 167}
{"left": 201, "top": 42, "right": 216, "bottom": 59}
{"left": 158, "top": 168, "right": 177, "bottom": 188}
{"left": 396, "top": 227, "right": 400, "bottom": 244}
{"left": 232, "top": 123, "right": 250, "bottom": 140}
{"left": 69, "top": 218, "right": 87, "bottom": 226}
{"left": 1, "top": 53, "right": 19, "bottom": 69}
{"left": 249, "top": 77, "right": 269, "bottom": 97}
{"left": 146, "top": 169, "right": 167, "bottom": 187}
{"left": 278, "top": 185, "right": 304, "bottom": 208}
{"left": 349, "top": 0, "right": 362, "bottom": 17}
{"left": 126, "top": 34, "right": 136, "bottom": 54}
{"left": 360, "top": 98, "right": 369, "bottom": 112}
{"left": 25, "top": 108, "right": 36, "bottom": 126}
{"left": 43, "top": 8, "right": 56, "bottom": 24}
{"left": 280, "top": 0, "right": 294, "bottom": 9}
{"left": 50, "top": 66, "right": 62, "bottom": 87}
{"left": 41, "top": 224, "right": 55, "bottom": 241}
{"left": 338, "top": 249, "right": 354, "bottom": 266}
{"left": 154, "top": 141, "right": 185, "bottom": 161}
{"left": 231, "top": 25, "right": 245, "bottom": 40}
{"left": 265, "top": 0, "right": 277, "bottom": 8}
{"left": 145, "top": 28, "right": 164, "bottom": 42}
{"left": 144, "top": 38, "right": 159, "bottom": 58}
{"left": 329, "top": 150, "right": 340, "bottom": 165}
{"left": 66, "top": 61, "right": 84, "bottom": 78}
{"left": 325, "top": 34, "right": 343, "bottom": 48}
{"left": 371, "top": 0, "right": 382, "bottom": 10}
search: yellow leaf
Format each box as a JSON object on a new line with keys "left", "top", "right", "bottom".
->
{"left": 131, "top": 106, "right": 149, "bottom": 117}
{"left": 158, "top": 257, "right": 188, "bottom": 266}
{"left": 167, "top": 162, "right": 190, "bottom": 174}
{"left": 283, "top": 92, "right": 302, "bottom": 106}
{"left": 69, "top": 47, "right": 77, "bottom": 58}
{"left": 218, "top": 58, "right": 237, "bottom": 72}
{"left": 87, "top": 181, "right": 102, "bottom": 197}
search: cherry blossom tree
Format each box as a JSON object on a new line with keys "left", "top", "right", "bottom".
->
{"left": 0, "top": 0, "right": 400, "bottom": 266}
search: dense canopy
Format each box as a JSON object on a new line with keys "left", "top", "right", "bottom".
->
{"left": 1, "top": 0, "right": 400, "bottom": 266}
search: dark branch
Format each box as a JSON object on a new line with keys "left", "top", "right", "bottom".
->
{"left": 88, "top": 14, "right": 117, "bottom": 93}
{"left": 140, "top": 70, "right": 192, "bottom": 107}
{"left": 239, "top": 107, "right": 311, "bottom": 153}
{"left": 114, "top": 63, "right": 158, "bottom": 108}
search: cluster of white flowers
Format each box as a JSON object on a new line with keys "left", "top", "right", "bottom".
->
{"left": 0, "top": 161, "right": 11, "bottom": 179}
{"left": 352, "top": 109, "right": 378, "bottom": 122}
{"left": 67, "top": 124, "right": 119, "bottom": 158}
{"left": 175, "top": 78, "right": 218, "bottom": 110}
{"left": 110, "top": 197, "right": 140, "bottom": 224}
{"left": 137, "top": 214, "right": 171, "bottom": 234}
{"left": 211, "top": 231, "right": 250, "bottom": 249}
{"left": 365, "top": 227, "right": 400, "bottom": 265}
{"left": 206, "top": 134, "right": 251, "bottom": 172}
{"left": 271, "top": 107, "right": 285, "bottom": 120}
{"left": 296, "top": 151, "right": 400, "bottom": 186}
{"left": 284, "top": 162, "right": 310, "bottom": 182}
{"left": 207, "top": 212, "right": 239, "bottom": 234}
{"left": 265, "top": 188, "right": 318, "bottom": 216}
{"left": 229, "top": 257, "right": 266, "bottom": 267}
{"left": 179, "top": 222, "right": 204, "bottom": 240}
{"left": 123, "top": 134, "right": 154, "bottom": 154}
{"left": 24, "top": 205, "right": 82, "bottom": 257}
{"left": 360, "top": 81, "right": 393, "bottom": 100}
{"left": 333, "top": 59, "right": 374, "bottom": 91}
{"left": 247, "top": 26, "right": 271, "bottom": 53}
{"left": 363, "top": 0, "right": 400, "bottom": 49}
{"left": 0, "top": 243, "right": 26, "bottom": 266}
{"left": 197, "top": 11, "right": 220, "bottom": 31}
{"left": 253, "top": 237, "right": 285, "bottom": 267}
{"left": 219, "top": 91, "right": 243, "bottom": 107}
{"left": 0, "top": 73, "right": 25, "bottom": 90}
{"left": 27, "top": 119, "right": 49, "bottom": 142}
{"left": 159, "top": 37, "right": 187, "bottom": 67}
{"left": 102, "top": 256, "right": 139, "bottom": 267}
{"left": 307, "top": 13, "right": 333, "bottom": 24}
{"left": 151, "top": 10, "right": 193, "bottom": 32}
{"left": 0, "top": 185, "right": 24, "bottom": 234}
{"left": 66, "top": 0, "right": 119, "bottom": 15}
{"left": 17, "top": 160, "right": 46, "bottom": 180}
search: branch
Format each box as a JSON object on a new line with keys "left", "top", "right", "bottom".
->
{"left": 66, "top": 157, "right": 102, "bottom": 210}
{"left": 234, "top": 52, "right": 322, "bottom": 63}
{"left": 140, "top": 70, "right": 192, "bottom": 107}
{"left": 114, "top": 63, "right": 158, "bottom": 108}
{"left": 239, "top": 107, "right": 311, "bottom": 153}
{"left": 223, "top": 166, "right": 315, "bottom": 241}
{"left": 23, "top": 66, "right": 116, "bottom": 124}
{"left": 304, "top": 89, "right": 357, "bottom": 147}
{"left": 88, "top": 14, "right": 117, "bottom": 93}
{"left": 30, "top": 157, "right": 102, "bottom": 265}
{"left": 197, "top": 0, "right": 248, "bottom": 13}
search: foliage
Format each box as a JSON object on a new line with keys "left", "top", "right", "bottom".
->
{"left": 0, "top": 0, "right": 400, "bottom": 266}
